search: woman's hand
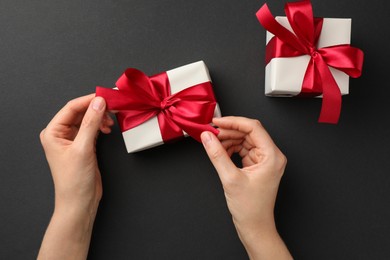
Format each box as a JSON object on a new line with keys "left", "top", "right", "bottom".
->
{"left": 38, "top": 94, "right": 113, "bottom": 260}
{"left": 201, "top": 116, "right": 292, "bottom": 260}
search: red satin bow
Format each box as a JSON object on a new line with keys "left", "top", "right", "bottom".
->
{"left": 95, "top": 68, "right": 218, "bottom": 143}
{"left": 256, "top": 0, "right": 364, "bottom": 123}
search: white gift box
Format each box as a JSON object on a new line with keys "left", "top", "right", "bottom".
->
{"left": 265, "top": 17, "right": 351, "bottom": 97}
{"left": 121, "top": 61, "right": 221, "bottom": 153}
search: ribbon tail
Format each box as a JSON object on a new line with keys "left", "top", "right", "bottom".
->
{"left": 157, "top": 111, "right": 185, "bottom": 143}
{"left": 157, "top": 109, "right": 218, "bottom": 143}
{"left": 299, "top": 58, "right": 323, "bottom": 97}
{"left": 175, "top": 116, "right": 219, "bottom": 143}
{"left": 316, "top": 57, "right": 342, "bottom": 124}
{"left": 159, "top": 103, "right": 219, "bottom": 143}
{"left": 96, "top": 87, "right": 130, "bottom": 111}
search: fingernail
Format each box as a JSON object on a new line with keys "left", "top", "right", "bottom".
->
{"left": 92, "top": 97, "right": 105, "bottom": 111}
{"left": 201, "top": 132, "right": 212, "bottom": 145}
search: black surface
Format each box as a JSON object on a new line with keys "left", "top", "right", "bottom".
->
{"left": 1, "top": 0, "right": 389, "bottom": 259}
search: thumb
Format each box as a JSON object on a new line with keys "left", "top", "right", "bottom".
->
{"left": 201, "top": 131, "right": 238, "bottom": 184}
{"left": 75, "top": 97, "right": 106, "bottom": 147}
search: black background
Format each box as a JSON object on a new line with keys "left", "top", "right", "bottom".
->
{"left": 1, "top": 0, "right": 389, "bottom": 259}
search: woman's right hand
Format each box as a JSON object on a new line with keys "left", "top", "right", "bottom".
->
{"left": 201, "top": 116, "right": 292, "bottom": 260}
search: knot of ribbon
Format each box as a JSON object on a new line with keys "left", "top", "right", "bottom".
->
{"left": 95, "top": 68, "right": 219, "bottom": 143}
{"left": 256, "top": 0, "right": 364, "bottom": 123}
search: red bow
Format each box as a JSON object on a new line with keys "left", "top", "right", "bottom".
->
{"left": 96, "top": 69, "right": 219, "bottom": 143}
{"left": 256, "top": 0, "right": 364, "bottom": 123}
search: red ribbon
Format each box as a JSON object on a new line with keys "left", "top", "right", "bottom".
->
{"left": 256, "top": 0, "right": 364, "bottom": 123}
{"left": 95, "top": 68, "right": 219, "bottom": 143}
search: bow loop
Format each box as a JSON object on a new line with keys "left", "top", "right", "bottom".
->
{"left": 285, "top": 0, "right": 315, "bottom": 48}
{"left": 318, "top": 45, "right": 364, "bottom": 77}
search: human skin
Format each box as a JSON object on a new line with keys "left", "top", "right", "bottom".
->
{"left": 201, "top": 117, "right": 292, "bottom": 260}
{"left": 38, "top": 95, "right": 291, "bottom": 259}
{"left": 38, "top": 94, "right": 113, "bottom": 260}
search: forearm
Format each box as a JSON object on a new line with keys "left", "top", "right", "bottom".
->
{"left": 235, "top": 221, "right": 292, "bottom": 260}
{"left": 37, "top": 206, "right": 97, "bottom": 260}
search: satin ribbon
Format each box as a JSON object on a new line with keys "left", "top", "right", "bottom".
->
{"left": 256, "top": 0, "right": 364, "bottom": 123}
{"left": 96, "top": 68, "right": 218, "bottom": 143}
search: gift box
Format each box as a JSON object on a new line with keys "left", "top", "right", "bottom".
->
{"left": 265, "top": 17, "right": 351, "bottom": 97}
{"left": 256, "top": 1, "right": 364, "bottom": 123}
{"left": 96, "top": 61, "right": 221, "bottom": 153}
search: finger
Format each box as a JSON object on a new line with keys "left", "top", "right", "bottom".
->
{"left": 39, "top": 129, "right": 46, "bottom": 146}
{"left": 99, "top": 112, "right": 115, "bottom": 133}
{"left": 74, "top": 97, "right": 106, "bottom": 147}
{"left": 201, "top": 131, "right": 239, "bottom": 183}
{"left": 227, "top": 145, "right": 245, "bottom": 158}
{"left": 103, "top": 112, "right": 115, "bottom": 126}
{"left": 217, "top": 128, "right": 246, "bottom": 141}
{"left": 47, "top": 94, "right": 96, "bottom": 129}
{"left": 213, "top": 116, "right": 276, "bottom": 149}
{"left": 100, "top": 125, "right": 112, "bottom": 134}
{"left": 221, "top": 139, "right": 243, "bottom": 157}
{"left": 220, "top": 139, "right": 243, "bottom": 151}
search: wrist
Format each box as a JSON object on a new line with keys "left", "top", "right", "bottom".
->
{"left": 50, "top": 204, "right": 98, "bottom": 247}
{"left": 234, "top": 217, "right": 278, "bottom": 242}
{"left": 233, "top": 218, "right": 292, "bottom": 260}
{"left": 53, "top": 204, "right": 97, "bottom": 228}
{"left": 52, "top": 198, "right": 100, "bottom": 237}
{"left": 38, "top": 202, "right": 98, "bottom": 260}
{"left": 233, "top": 212, "right": 276, "bottom": 234}
{"left": 54, "top": 193, "right": 100, "bottom": 216}
{"left": 53, "top": 201, "right": 99, "bottom": 224}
